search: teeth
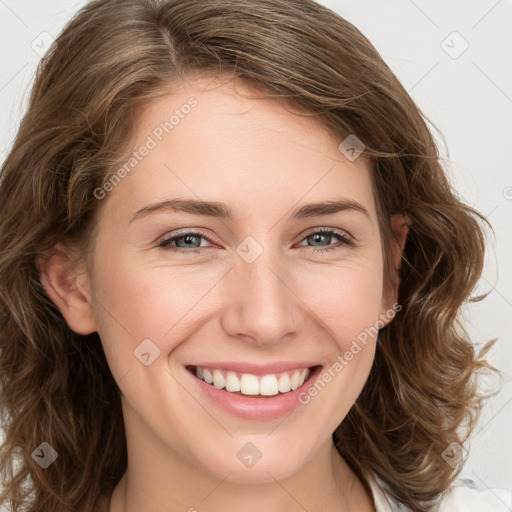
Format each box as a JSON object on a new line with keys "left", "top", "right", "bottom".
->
{"left": 213, "top": 369, "right": 225, "bottom": 389}
{"left": 202, "top": 368, "right": 213, "bottom": 384}
{"left": 290, "top": 370, "right": 301, "bottom": 390}
{"left": 225, "top": 371, "right": 241, "bottom": 392}
{"left": 278, "top": 373, "right": 291, "bottom": 393}
{"left": 193, "top": 366, "right": 312, "bottom": 396}
{"left": 240, "top": 374, "right": 260, "bottom": 395}
{"left": 260, "top": 375, "right": 279, "bottom": 396}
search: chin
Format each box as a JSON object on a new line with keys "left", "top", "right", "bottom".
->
{"left": 193, "top": 437, "right": 313, "bottom": 484}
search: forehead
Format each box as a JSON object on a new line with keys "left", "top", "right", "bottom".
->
{"left": 100, "top": 76, "right": 377, "bottom": 225}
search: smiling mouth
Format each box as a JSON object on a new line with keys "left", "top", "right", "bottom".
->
{"left": 186, "top": 365, "right": 320, "bottom": 397}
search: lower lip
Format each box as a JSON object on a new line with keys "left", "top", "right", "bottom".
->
{"left": 185, "top": 366, "right": 322, "bottom": 420}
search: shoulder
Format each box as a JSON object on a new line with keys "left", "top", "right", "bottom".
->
{"left": 365, "top": 471, "right": 512, "bottom": 512}
{"left": 437, "top": 477, "right": 512, "bottom": 512}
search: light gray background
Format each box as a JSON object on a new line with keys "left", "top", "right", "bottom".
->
{"left": 1, "top": 0, "right": 511, "bottom": 498}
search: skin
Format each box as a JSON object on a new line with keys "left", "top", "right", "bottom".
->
{"left": 39, "top": 76, "right": 408, "bottom": 512}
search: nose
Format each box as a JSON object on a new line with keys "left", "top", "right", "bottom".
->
{"left": 220, "top": 243, "right": 304, "bottom": 347}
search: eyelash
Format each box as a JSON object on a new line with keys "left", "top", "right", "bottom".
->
{"left": 156, "top": 227, "right": 353, "bottom": 254}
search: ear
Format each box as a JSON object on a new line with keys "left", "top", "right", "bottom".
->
{"left": 36, "top": 242, "right": 97, "bottom": 335}
{"left": 379, "top": 213, "right": 410, "bottom": 323}
{"left": 389, "top": 213, "right": 409, "bottom": 274}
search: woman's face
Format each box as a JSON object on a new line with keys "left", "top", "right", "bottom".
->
{"left": 67, "top": 77, "right": 402, "bottom": 483}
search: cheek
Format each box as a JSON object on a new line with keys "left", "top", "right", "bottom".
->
{"left": 298, "top": 257, "right": 385, "bottom": 344}
{"left": 88, "top": 253, "right": 224, "bottom": 378}
{"left": 292, "top": 260, "right": 384, "bottom": 428}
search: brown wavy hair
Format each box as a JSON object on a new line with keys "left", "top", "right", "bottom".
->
{"left": 0, "top": 0, "right": 499, "bottom": 511}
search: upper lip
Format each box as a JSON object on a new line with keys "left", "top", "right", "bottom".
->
{"left": 186, "top": 361, "right": 321, "bottom": 376}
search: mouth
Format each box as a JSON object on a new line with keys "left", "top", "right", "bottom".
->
{"left": 186, "top": 364, "right": 318, "bottom": 397}
{"left": 184, "top": 363, "right": 323, "bottom": 419}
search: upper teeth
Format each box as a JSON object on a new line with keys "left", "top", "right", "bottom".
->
{"left": 195, "top": 366, "right": 311, "bottom": 396}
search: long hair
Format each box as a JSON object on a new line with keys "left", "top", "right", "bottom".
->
{"left": 0, "top": 1, "right": 498, "bottom": 510}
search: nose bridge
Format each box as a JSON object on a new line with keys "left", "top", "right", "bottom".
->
{"left": 221, "top": 238, "right": 303, "bottom": 345}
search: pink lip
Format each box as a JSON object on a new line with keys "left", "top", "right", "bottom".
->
{"left": 184, "top": 364, "right": 322, "bottom": 420}
{"left": 186, "top": 361, "right": 319, "bottom": 375}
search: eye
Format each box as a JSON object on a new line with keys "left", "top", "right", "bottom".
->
{"left": 157, "top": 229, "right": 215, "bottom": 253}
{"left": 295, "top": 228, "right": 353, "bottom": 253}
{"left": 156, "top": 227, "right": 353, "bottom": 254}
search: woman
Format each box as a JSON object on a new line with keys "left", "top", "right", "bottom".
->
{"left": 0, "top": 0, "right": 509, "bottom": 511}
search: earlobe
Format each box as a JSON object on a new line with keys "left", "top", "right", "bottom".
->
{"left": 37, "top": 242, "right": 97, "bottom": 335}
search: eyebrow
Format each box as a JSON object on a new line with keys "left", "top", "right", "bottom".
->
{"left": 129, "top": 197, "right": 371, "bottom": 223}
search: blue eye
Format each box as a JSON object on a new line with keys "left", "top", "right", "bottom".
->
{"left": 297, "top": 229, "right": 353, "bottom": 253}
{"left": 157, "top": 228, "right": 352, "bottom": 254}
{"left": 157, "top": 229, "right": 213, "bottom": 251}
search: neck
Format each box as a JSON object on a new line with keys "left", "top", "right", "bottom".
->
{"left": 108, "top": 441, "right": 374, "bottom": 512}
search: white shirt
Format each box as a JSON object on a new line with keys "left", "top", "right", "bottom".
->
{"left": 365, "top": 471, "right": 512, "bottom": 511}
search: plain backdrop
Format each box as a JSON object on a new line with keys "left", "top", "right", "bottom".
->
{"left": 1, "top": 0, "right": 511, "bottom": 498}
